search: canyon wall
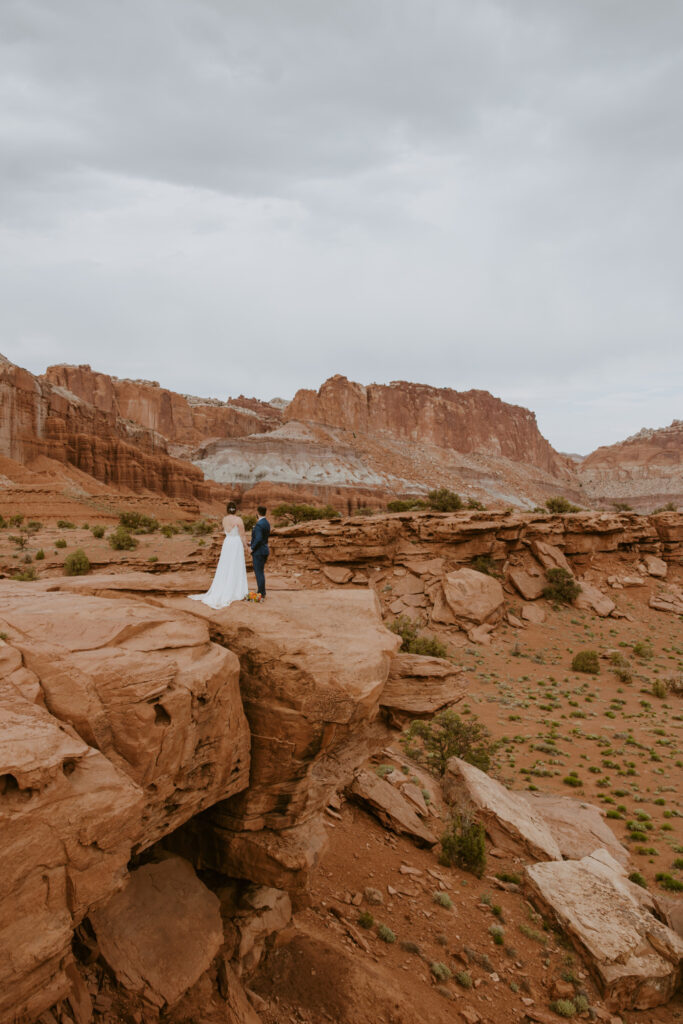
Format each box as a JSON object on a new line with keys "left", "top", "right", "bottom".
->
{"left": 45, "top": 363, "right": 281, "bottom": 455}
{"left": 578, "top": 420, "right": 683, "bottom": 511}
{"left": 285, "top": 375, "right": 574, "bottom": 479}
{"left": 0, "top": 355, "right": 222, "bottom": 501}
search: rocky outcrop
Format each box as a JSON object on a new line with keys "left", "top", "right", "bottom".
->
{"left": 522, "top": 793, "right": 630, "bottom": 867}
{"left": 0, "top": 355, "right": 222, "bottom": 501}
{"left": 379, "top": 652, "right": 468, "bottom": 726}
{"left": 0, "top": 582, "right": 251, "bottom": 1022}
{"left": 45, "top": 363, "right": 281, "bottom": 455}
{"left": 579, "top": 420, "right": 683, "bottom": 512}
{"left": 349, "top": 768, "right": 437, "bottom": 846}
{"left": 442, "top": 758, "right": 562, "bottom": 861}
{"left": 526, "top": 850, "right": 683, "bottom": 1010}
{"left": 285, "top": 375, "right": 573, "bottom": 478}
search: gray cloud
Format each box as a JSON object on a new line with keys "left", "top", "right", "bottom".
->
{"left": 1, "top": 0, "right": 681, "bottom": 453}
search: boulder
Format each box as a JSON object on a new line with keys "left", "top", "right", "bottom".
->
{"left": 228, "top": 885, "right": 292, "bottom": 976}
{"left": 322, "top": 565, "right": 353, "bottom": 584}
{"left": 644, "top": 555, "right": 667, "bottom": 578}
{"left": 530, "top": 540, "right": 573, "bottom": 574}
{"left": 349, "top": 769, "right": 437, "bottom": 846}
{"left": 508, "top": 567, "right": 546, "bottom": 601}
{"left": 522, "top": 793, "right": 629, "bottom": 867}
{"left": 649, "top": 586, "right": 683, "bottom": 614}
{"left": 526, "top": 850, "right": 683, "bottom": 1011}
{"left": 379, "top": 653, "right": 468, "bottom": 726}
{"left": 521, "top": 603, "right": 546, "bottom": 624}
{"left": 89, "top": 856, "right": 223, "bottom": 1009}
{"left": 441, "top": 569, "right": 504, "bottom": 627}
{"left": 0, "top": 589, "right": 251, "bottom": 850}
{"left": 442, "top": 758, "right": 561, "bottom": 861}
{"left": 575, "top": 582, "right": 616, "bottom": 617}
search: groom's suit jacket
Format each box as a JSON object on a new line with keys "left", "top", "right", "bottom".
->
{"left": 250, "top": 517, "right": 270, "bottom": 556}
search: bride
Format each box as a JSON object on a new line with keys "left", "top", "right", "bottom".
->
{"left": 190, "top": 502, "right": 249, "bottom": 609}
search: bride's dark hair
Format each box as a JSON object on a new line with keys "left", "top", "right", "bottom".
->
{"left": 227, "top": 502, "right": 237, "bottom": 514}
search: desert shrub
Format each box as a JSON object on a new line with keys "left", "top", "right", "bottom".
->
{"left": 433, "top": 892, "right": 452, "bottom": 910}
{"left": 439, "top": 813, "right": 486, "bottom": 877}
{"left": 27, "top": 520, "right": 42, "bottom": 532}
{"left": 652, "top": 679, "right": 667, "bottom": 699}
{"left": 35, "top": 549, "right": 45, "bottom": 560}
{"left": 633, "top": 640, "right": 654, "bottom": 660}
{"left": 519, "top": 922, "right": 547, "bottom": 945}
{"left": 612, "top": 502, "right": 633, "bottom": 512}
{"left": 495, "top": 872, "right": 521, "bottom": 885}
{"left": 545, "top": 497, "right": 580, "bottom": 514}
{"left": 664, "top": 676, "right": 683, "bottom": 696}
{"left": 387, "top": 498, "right": 427, "bottom": 512}
{"left": 241, "top": 513, "right": 258, "bottom": 531}
{"left": 57, "top": 519, "right": 76, "bottom": 529}
{"left": 11, "top": 568, "right": 38, "bottom": 581}
{"left": 614, "top": 665, "right": 633, "bottom": 683}
{"left": 63, "top": 549, "right": 90, "bottom": 577}
{"left": 655, "top": 873, "right": 683, "bottom": 892}
{"left": 550, "top": 999, "right": 577, "bottom": 1018}
{"left": 466, "top": 498, "right": 486, "bottom": 510}
{"left": 471, "top": 554, "right": 497, "bottom": 576}
{"left": 272, "top": 503, "right": 340, "bottom": 523}
{"left": 118, "top": 511, "right": 159, "bottom": 533}
{"left": 91, "top": 525, "right": 105, "bottom": 539}
{"left": 543, "top": 568, "right": 581, "bottom": 605}
{"left": 628, "top": 872, "right": 648, "bottom": 888}
{"left": 563, "top": 772, "right": 583, "bottom": 788}
{"left": 192, "top": 519, "right": 214, "bottom": 535}
{"left": 9, "top": 533, "right": 28, "bottom": 549}
{"left": 109, "top": 527, "right": 138, "bottom": 551}
{"left": 389, "top": 615, "right": 447, "bottom": 658}
{"left": 148, "top": 555, "right": 158, "bottom": 563}
{"left": 653, "top": 502, "right": 676, "bottom": 513}
{"left": 55, "top": 538, "right": 67, "bottom": 549}
{"left": 430, "top": 962, "right": 451, "bottom": 981}
{"left": 574, "top": 996, "right": 589, "bottom": 1013}
{"left": 399, "top": 940, "right": 422, "bottom": 954}
{"left": 571, "top": 650, "right": 599, "bottom": 674}
{"left": 455, "top": 970, "right": 473, "bottom": 989}
{"left": 376, "top": 923, "right": 396, "bottom": 943}
{"left": 489, "top": 925, "right": 505, "bottom": 945}
{"left": 401, "top": 708, "right": 498, "bottom": 776}
{"left": 427, "top": 488, "right": 462, "bottom": 512}
{"left": 9, "top": 514, "right": 24, "bottom": 527}
{"left": 357, "top": 911, "right": 374, "bottom": 929}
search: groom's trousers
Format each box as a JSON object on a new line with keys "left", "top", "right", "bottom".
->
{"left": 252, "top": 550, "right": 269, "bottom": 598}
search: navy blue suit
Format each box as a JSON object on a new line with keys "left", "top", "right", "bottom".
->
{"left": 250, "top": 517, "right": 270, "bottom": 597}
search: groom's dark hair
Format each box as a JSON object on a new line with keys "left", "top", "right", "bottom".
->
{"left": 257, "top": 505, "right": 267, "bottom": 517}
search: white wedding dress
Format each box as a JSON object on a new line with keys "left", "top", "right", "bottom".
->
{"left": 189, "top": 526, "right": 248, "bottom": 609}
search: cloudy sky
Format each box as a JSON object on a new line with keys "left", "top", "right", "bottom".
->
{"left": 1, "top": 1, "right": 681, "bottom": 454}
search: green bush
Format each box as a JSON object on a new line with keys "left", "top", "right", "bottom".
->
{"left": 35, "top": 549, "right": 45, "bottom": 560}
{"left": 563, "top": 772, "right": 583, "bottom": 788}
{"left": 272, "top": 503, "right": 340, "bottom": 524}
{"left": 571, "top": 650, "right": 599, "bottom": 674}
{"left": 439, "top": 813, "right": 486, "bottom": 877}
{"left": 389, "top": 615, "right": 447, "bottom": 657}
{"left": 430, "top": 962, "right": 451, "bottom": 981}
{"left": 91, "top": 525, "right": 105, "bottom": 539}
{"left": 655, "top": 873, "right": 683, "bottom": 892}
{"left": 9, "top": 514, "right": 24, "bottom": 527}
{"left": 118, "top": 511, "right": 159, "bottom": 533}
{"left": 376, "top": 924, "right": 396, "bottom": 943}
{"left": 401, "top": 708, "right": 499, "bottom": 776}
{"left": 433, "top": 892, "right": 452, "bottom": 910}
{"left": 27, "top": 520, "right": 42, "bottom": 532}
{"left": 633, "top": 640, "right": 654, "bottom": 660}
{"left": 653, "top": 502, "right": 676, "bottom": 513}
{"left": 357, "top": 911, "right": 374, "bottom": 929}
{"left": 455, "top": 970, "right": 473, "bottom": 989}
{"left": 466, "top": 498, "right": 486, "bottom": 510}
{"left": 427, "top": 488, "right": 462, "bottom": 512}
{"left": 471, "top": 555, "right": 497, "bottom": 576}
{"left": 241, "top": 513, "right": 258, "bottom": 531}
{"left": 11, "top": 567, "right": 37, "bottom": 582}
{"left": 55, "top": 538, "right": 67, "bottom": 549}
{"left": 652, "top": 679, "right": 667, "bottom": 699}
{"left": 63, "top": 549, "right": 91, "bottom": 576}
{"left": 545, "top": 497, "right": 580, "bottom": 514}
{"left": 628, "top": 872, "right": 648, "bottom": 888}
{"left": 550, "top": 999, "right": 576, "bottom": 1018}
{"left": 387, "top": 498, "right": 427, "bottom": 513}
{"left": 109, "top": 527, "right": 138, "bottom": 551}
{"left": 543, "top": 568, "right": 581, "bottom": 605}
{"left": 57, "top": 519, "right": 76, "bottom": 529}
{"left": 489, "top": 925, "right": 505, "bottom": 945}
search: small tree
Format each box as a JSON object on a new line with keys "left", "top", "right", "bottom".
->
{"left": 439, "top": 812, "right": 486, "bottom": 877}
{"left": 572, "top": 650, "right": 600, "bottom": 674}
{"left": 427, "top": 488, "right": 463, "bottom": 512}
{"left": 543, "top": 568, "right": 581, "bottom": 605}
{"left": 545, "top": 497, "right": 580, "bottom": 514}
{"left": 401, "top": 709, "right": 499, "bottom": 776}
{"left": 64, "top": 549, "right": 91, "bottom": 576}
{"left": 109, "top": 526, "right": 138, "bottom": 551}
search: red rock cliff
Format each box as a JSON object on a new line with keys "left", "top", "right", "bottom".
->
{"left": 285, "top": 375, "right": 573, "bottom": 478}
{"left": 0, "top": 355, "right": 221, "bottom": 500}
{"left": 45, "top": 363, "right": 281, "bottom": 452}
{"left": 579, "top": 421, "right": 683, "bottom": 511}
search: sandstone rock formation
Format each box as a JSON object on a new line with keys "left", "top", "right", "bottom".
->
{"left": 526, "top": 850, "right": 683, "bottom": 1010}
{"left": 439, "top": 568, "right": 505, "bottom": 627}
{"left": 578, "top": 420, "right": 683, "bottom": 512}
{"left": 442, "top": 758, "right": 562, "bottom": 861}
{"left": 349, "top": 768, "right": 437, "bottom": 846}
{"left": 522, "top": 793, "right": 630, "bottom": 866}
{"left": 379, "top": 652, "right": 468, "bottom": 726}
{"left": 89, "top": 856, "right": 224, "bottom": 1009}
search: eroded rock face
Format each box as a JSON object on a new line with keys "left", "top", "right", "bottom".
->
{"left": 522, "top": 793, "right": 629, "bottom": 867}
{"left": 379, "top": 653, "right": 468, "bottom": 726}
{"left": 579, "top": 420, "right": 683, "bottom": 512}
{"left": 575, "top": 581, "right": 616, "bottom": 617}
{"left": 442, "top": 758, "right": 561, "bottom": 861}
{"left": 526, "top": 850, "right": 683, "bottom": 1011}
{"left": 89, "top": 856, "right": 223, "bottom": 1009}
{"left": 349, "top": 769, "right": 437, "bottom": 846}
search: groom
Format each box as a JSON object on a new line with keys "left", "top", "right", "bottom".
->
{"left": 250, "top": 505, "right": 270, "bottom": 600}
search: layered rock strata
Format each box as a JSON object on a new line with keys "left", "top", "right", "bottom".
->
{"left": 579, "top": 420, "right": 683, "bottom": 512}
